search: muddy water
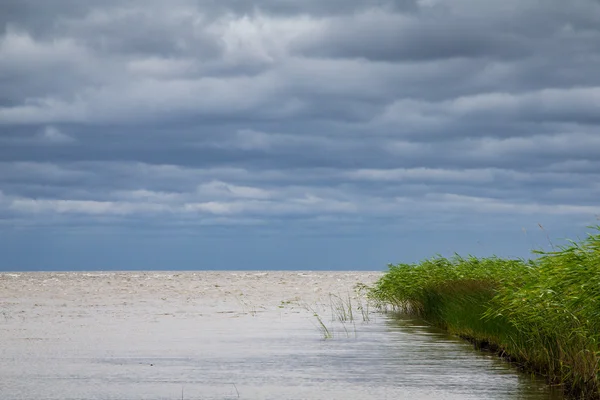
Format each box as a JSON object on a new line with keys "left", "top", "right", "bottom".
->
{"left": 0, "top": 272, "right": 562, "bottom": 400}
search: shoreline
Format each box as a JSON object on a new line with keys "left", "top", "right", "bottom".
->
{"left": 370, "top": 228, "right": 600, "bottom": 399}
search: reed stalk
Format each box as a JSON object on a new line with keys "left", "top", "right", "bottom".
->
{"left": 370, "top": 227, "right": 600, "bottom": 399}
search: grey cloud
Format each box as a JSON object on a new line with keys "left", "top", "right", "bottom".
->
{"left": 0, "top": 0, "right": 599, "bottom": 261}
{"left": 35, "top": 126, "right": 75, "bottom": 144}
{"left": 2, "top": 159, "right": 598, "bottom": 208}
{"left": 294, "top": 12, "right": 531, "bottom": 62}
{"left": 0, "top": 0, "right": 415, "bottom": 35}
{"left": 0, "top": 126, "right": 76, "bottom": 146}
{"left": 3, "top": 1, "right": 599, "bottom": 130}
{"left": 211, "top": 0, "right": 418, "bottom": 17}
{"left": 59, "top": 5, "right": 223, "bottom": 58}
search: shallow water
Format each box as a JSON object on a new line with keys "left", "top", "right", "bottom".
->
{"left": 0, "top": 271, "right": 563, "bottom": 400}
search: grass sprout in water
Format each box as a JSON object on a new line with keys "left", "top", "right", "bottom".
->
{"left": 305, "top": 304, "right": 333, "bottom": 339}
{"left": 305, "top": 289, "right": 374, "bottom": 339}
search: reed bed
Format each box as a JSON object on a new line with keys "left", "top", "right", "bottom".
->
{"left": 370, "top": 228, "right": 600, "bottom": 399}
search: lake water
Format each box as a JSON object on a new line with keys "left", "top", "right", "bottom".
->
{"left": 0, "top": 272, "right": 563, "bottom": 400}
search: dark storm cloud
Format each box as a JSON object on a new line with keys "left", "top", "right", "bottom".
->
{"left": 291, "top": 2, "right": 600, "bottom": 100}
{"left": 294, "top": 13, "right": 531, "bottom": 62}
{"left": 0, "top": 0, "right": 598, "bottom": 246}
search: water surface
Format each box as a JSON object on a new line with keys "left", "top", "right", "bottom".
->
{"left": 0, "top": 272, "right": 563, "bottom": 399}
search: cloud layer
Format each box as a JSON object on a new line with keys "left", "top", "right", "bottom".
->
{"left": 1, "top": 0, "right": 599, "bottom": 269}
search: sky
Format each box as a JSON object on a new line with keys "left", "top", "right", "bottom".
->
{"left": 0, "top": 0, "right": 599, "bottom": 271}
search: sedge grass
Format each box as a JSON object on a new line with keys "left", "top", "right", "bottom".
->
{"left": 370, "top": 227, "right": 600, "bottom": 399}
{"left": 305, "top": 304, "right": 333, "bottom": 339}
{"left": 305, "top": 290, "right": 373, "bottom": 339}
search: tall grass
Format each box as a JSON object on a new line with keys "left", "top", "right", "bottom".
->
{"left": 370, "top": 228, "right": 600, "bottom": 399}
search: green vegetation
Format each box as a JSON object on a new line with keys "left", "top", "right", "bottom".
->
{"left": 305, "top": 291, "right": 372, "bottom": 339}
{"left": 370, "top": 228, "right": 600, "bottom": 399}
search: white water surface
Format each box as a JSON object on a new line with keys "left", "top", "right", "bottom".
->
{"left": 0, "top": 271, "right": 562, "bottom": 400}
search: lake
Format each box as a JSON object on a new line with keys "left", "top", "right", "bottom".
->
{"left": 0, "top": 271, "right": 563, "bottom": 399}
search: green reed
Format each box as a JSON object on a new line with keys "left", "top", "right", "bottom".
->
{"left": 370, "top": 227, "right": 600, "bottom": 399}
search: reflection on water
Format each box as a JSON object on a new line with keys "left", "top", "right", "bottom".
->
{"left": 0, "top": 272, "right": 562, "bottom": 400}
{"left": 382, "top": 315, "right": 564, "bottom": 400}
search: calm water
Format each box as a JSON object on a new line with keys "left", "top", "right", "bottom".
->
{"left": 0, "top": 272, "right": 563, "bottom": 400}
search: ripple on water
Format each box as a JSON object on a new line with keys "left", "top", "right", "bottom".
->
{"left": 0, "top": 271, "right": 563, "bottom": 400}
